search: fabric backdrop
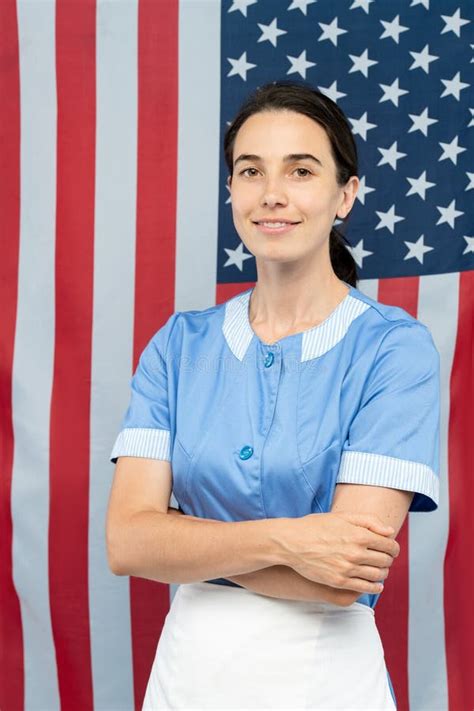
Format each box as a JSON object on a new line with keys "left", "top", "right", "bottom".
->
{"left": 0, "top": 0, "right": 472, "bottom": 710}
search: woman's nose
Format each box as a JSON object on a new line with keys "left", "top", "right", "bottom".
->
{"left": 260, "top": 178, "right": 288, "bottom": 208}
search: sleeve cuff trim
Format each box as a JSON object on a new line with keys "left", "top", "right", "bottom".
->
{"left": 336, "top": 450, "right": 439, "bottom": 505}
{"left": 110, "top": 427, "right": 171, "bottom": 463}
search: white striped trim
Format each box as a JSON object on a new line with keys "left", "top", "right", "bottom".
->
{"left": 223, "top": 290, "right": 255, "bottom": 361}
{"left": 110, "top": 427, "right": 171, "bottom": 462}
{"left": 301, "top": 295, "right": 370, "bottom": 361}
{"left": 337, "top": 450, "right": 439, "bottom": 506}
{"left": 223, "top": 288, "right": 370, "bottom": 361}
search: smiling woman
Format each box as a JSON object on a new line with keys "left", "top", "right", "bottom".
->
{"left": 223, "top": 84, "right": 360, "bottom": 343}
{"left": 107, "top": 81, "right": 440, "bottom": 711}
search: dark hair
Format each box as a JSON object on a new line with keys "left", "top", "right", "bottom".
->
{"left": 224, "top": 81, "right": 359, "bottom": 287}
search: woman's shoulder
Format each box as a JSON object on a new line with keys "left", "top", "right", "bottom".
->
{"left": 347, "top": 284, "right": 438, "bottom": 366}
{"left": 348, "top": 283, "right": 433, "bottom": 337}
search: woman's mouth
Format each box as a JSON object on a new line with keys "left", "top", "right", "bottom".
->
{"left": 252, "top": 220, "right": 300, "bottom": 235}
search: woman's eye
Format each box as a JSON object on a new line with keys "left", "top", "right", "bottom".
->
{"left": 241, "top": 167, "right": 259, "bottom": 177}
{"left": 294, "top": 167, "right": 312, "bottom": 177}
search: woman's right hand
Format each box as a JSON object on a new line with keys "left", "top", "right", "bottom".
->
{"left": 279, "top": 512, "right": 400, "bottom": 595}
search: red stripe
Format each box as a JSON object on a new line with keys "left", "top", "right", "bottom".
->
{"left": 375, "top": 276, "right": 420, "bottom": 711}
{"left": 49, "top": 2, "right": 96, "bottom": 708}
{"left": 133, "top": 1, "right": 178, "bottom": 707}
{"left": 445, "top": 270, "right": 474, "bottom": 710}
{"left": 0, "top": 2, "right": 23, "bottom": 709}
{"left": 216, "top": 281, "right": 255, "bottom": 305}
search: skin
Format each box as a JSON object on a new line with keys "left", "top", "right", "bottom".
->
{"left": 227, "top": 109, "right": 360, "bottom": 342}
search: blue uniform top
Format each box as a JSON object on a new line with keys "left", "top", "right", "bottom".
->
{"left": 110, "top": 282, "right": 440, "bottom": 610}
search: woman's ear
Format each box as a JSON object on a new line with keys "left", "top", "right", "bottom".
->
{"left": 336, "top": 176, "right": 359, "bottom": 220}
{"left": 227, "top": 175, "right": 232, "bottom": 188}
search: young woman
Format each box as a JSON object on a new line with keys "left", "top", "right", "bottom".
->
{"left": 106, "top": 82, "right": 440, "bottom": 710}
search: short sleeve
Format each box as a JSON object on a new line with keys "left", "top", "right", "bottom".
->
{"left": 336, "top": 323, "right": 440, "bottom": 512}
{"left": 109, "top": 312, "right": 180, "bottom": 464}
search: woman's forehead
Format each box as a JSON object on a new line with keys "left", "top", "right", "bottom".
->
{"left": 233, "top": 110, "right": 332, "bottom": 159}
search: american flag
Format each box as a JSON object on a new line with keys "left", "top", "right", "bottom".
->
{"left": 0, "top": 1, "right": 472, "bottom": 710}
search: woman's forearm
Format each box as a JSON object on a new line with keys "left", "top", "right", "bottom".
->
{"left": 225, "top": 566, "right": 348, "bottom": 604}
{"left": 167, "top": 507, "right": 348, "bottom": 606}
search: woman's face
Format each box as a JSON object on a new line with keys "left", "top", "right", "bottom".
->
{"left": 228, "top": 110, "right": 359, "bottom": 264}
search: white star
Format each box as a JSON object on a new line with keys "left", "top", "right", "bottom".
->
{"left": 379, "top": 78, "right": 409, "bottom": 107}
{"left": 287, "top": 0, "right": 316, "bottom": 14}
{"left": 436, "top": 199, "right": 463, "bottom": 229}
{"left": 350, "top": 0, "right": 374, "bottom": 13}
{"left": 409, "top": 44, "right": 439, "bottom": 73}
{"left": 466, "top": 172, "right": 474, "bottom": 191}
{"left": 348, "top": 111, "right": 377, "bottom": 140}
{"left": 287, "top": 50, "right": 316, "bottom": 79}
{"left": 380, "top": 15, "right": 409, "bottom": 44}
{"left": 227, "top": 52, "right": 256, "bottom": 81}
{"left": 471, "top": 43, "right": 474, "bottom": 63}
{"left": 318, "top": 18, "right": 347, "bottom": 47}
{"left": 410, "top": 0, "right": 429, "bottom": 8}
{"left": 349, "top": 49, "right": 378, "bottom": 78}
{"left": 408, "top": 107, "right": 438, "bottom": 136}
{"left": 404, "top": 235, "right": 434, "bottom": 264}
{"left": 439, "top": 136, "right": 466, "bottom": 165}
{"left": 350, "top": 239, "right": 373, "bottom": 268}
{"left": 406, "top": 170, "right": 436, "bottom": 200}
{"left": 258, "top": 18, "right": 287, "bottom": 47}
{"left": 223, "top": 242, "right": 254, "bottom": 271}
{"left": 441, "top": 8, "right": 470, "bottom": 38}
{"left": 441, "top": 71, "right": 470, "bottom": 101}
{"left": 225, "top": 183, "right": 231, "bottom": 204}
{"left": 469, "top": 108, "right": 474, "bottom": 127}
{"left": 317, "top": 80, "right": 346, "bottom": 103}
{"left": 463, "top": 236, "right": 474, "bottom": 255}
{"left": 375, "top": 205, "right": 405, "bottom": 234}
{"left": 228, "top": 0, "right": 257, "bottom": 17}
{"left": 356, "top": 175, "right": 375, "bottom": 205}
{"left": 377, "top": 141, "right": 407, "bottom": 170}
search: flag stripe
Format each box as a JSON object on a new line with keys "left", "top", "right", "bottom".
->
{"left": 13, "top": 2, "right": 59, "bottom": 709}
{"left": 90, "top": 1, "right": 138, "bottom": 709}
{"left": 132, "top": 1, "right": 179, "bottom": 706}
{"left": 409, "top": 272, "right": 454, "bottom": 710}
{"left": 375, "top": 277, "right": 420, "bottom": 711}
{"left": 0, "top": 2, "right": 23, "bottom": 710}
{"left": 175, "top": 0, "right": 221, "bottom": 312}
{"left": 49, "top": 1, "right": 96, "bottom": 707}
{"left": 445, "top": 269, "right": 474, "bottom": 709}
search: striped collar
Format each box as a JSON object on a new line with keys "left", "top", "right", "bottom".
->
{"left": 223, "top": 286, "right": 370, "bottom": 362}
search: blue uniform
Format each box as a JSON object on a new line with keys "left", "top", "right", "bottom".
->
{"left": 110, "top": 281, "right": 440, "bottom": 613}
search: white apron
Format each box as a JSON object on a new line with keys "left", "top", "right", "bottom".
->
{"left": 142, "top": 581, "right": 397, "bottom": 710}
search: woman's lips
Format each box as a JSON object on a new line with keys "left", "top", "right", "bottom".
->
{"left": 252, "top": 221, "right": 300, "bottom": 235}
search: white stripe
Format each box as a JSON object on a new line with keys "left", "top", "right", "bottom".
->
{"left": 175, "top": 0, "right": 221, "bottom": 312}
{"left": 12, "top": 2, "right": 60, "bottom": 709}
{"left": 90, "top": 2, "right": 138, "bottom": 708}
{"left": 408, "top": 273, "right": 453, "bottom": 710}
{"left": 110, "top": 428, "right": 171, "bottom": 463}
{"left": 173, "top": 0, "right": 221, "bottom": 603}
{"left": 337, "top": 451, "right": 439, "bottom": 507}
{"left": 357, "top": 277, "right": 379, "bottom": 300}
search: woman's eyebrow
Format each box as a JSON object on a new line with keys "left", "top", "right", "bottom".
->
{"left": 285, "top": 153, "right": 323, "bottom": 167}
{"left": 234, "top": 153, "right": 323, "bottom": 167}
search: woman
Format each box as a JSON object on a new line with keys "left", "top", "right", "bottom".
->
{"left": 106, "top": 82, "right": 440, "bottom": 709}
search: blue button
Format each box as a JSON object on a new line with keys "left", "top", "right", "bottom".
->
{"left": 264, "top": 352, "right": 274, "bottom": 368}
{"left": 239, "top": 445, "right": 254, "bottom": 460}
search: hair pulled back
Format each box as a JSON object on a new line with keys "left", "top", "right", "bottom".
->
{"left": 223, "top": 81, "right": 359, "bottom": 287}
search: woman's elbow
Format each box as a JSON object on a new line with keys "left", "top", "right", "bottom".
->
{"left": 105, "top": 520, "right": 128, "bottom": 576}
